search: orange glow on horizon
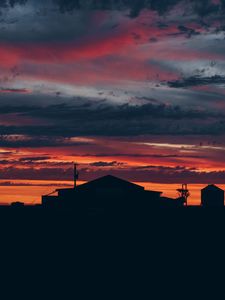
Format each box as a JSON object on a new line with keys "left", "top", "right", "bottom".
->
{"left": 0, "top": 180, "right": 224, "bottom": 206}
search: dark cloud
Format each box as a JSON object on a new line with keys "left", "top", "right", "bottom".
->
{"left": 90, "top": 161, "right": 124, "bottom": 167}
{"left": 0, "top": 88, "right": 30, "bottom": 93}
{"left": 52, "top": 0, "right": 166, "bottom": 15}
{"left": 0, "top": 0, "right": 27, "bottom": 9}
{"left": 16, "top": 102, "right": 225, "bottom": 137}
{"left": 193, "top": 0, "right": 220, "bottom": 17}
{"left": 0, "top": 150, "right": 14, "bottom": 155}
{"left": 0, "top": 102, "right": 225, "bottom": 147}
{"left": 168, "top": 75, "right": 225, "bottom": 88}
{"left": 1, "top": 165, "right": 225, "bottom": 184}
{"left": 0, "top": 158, "right": 74, "bottom": 167}
{"left": 0, "top": 0, "right": 223, "bottom": 18}
{"left": 0, "top": 134, "right": 92, "bottom": 148}
{"left": 18, "top": 156, "right": 51, "bottom": 162}
{"left": 82, "top": 153, "right": 205, "bottom": 159}
{"left": 222, "top": 0, "right": 225, "bottom": 10}
{"left": 0, "top": 3, "right": 92, "bottom": 43}
{"left": 0, "top": 0, "right": 224, "bottom": 188}
{"left": 83, "top": 166, "right": 225, "bottom": 184}
{"left": 177, "top": 25, "right": 200, "bottom": 38}
{"left": 52, "top": 0, "right": 222, "bottom": 17}
{"left": 0, "top": 166, "right": 73, "bottom": 180}
{"left": 26, "top": 102, "right": 217, "bottom": 121}
{"left": 0, "top": 181, "right": 72, "bottom": 187}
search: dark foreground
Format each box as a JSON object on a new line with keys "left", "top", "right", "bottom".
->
{"left": 1, "top": 206, "right": 224, "bottom": 298}
{"left": 1, "top": 205, "right": 225, "bottom": 249}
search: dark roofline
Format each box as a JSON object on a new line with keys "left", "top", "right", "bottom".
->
{"left": 77, "top": 175, "right": 144, "bottom": 189}
{"left": 202, "top": 184, "right": 224, "bottom": 192}
{"left": 55, "top": 175, "right": 163, "bottom": 194}
{"left": 145, "top": 190, "right": 162, "bottom": 195}
{"left": 56, "top": 188, "right": 74, "bottom": 192}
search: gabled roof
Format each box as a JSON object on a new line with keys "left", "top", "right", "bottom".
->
{"left": 56, "top": 175, "right": 162, "bottom": 194}
{"left": 202, "top": 184, "right": 224, "bottom": 192}
{"left": 77, "top": 175, "right": 145, "bottom": 191}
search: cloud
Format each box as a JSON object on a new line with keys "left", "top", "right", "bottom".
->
{"left": 0, "top": 157, "right": 75, "bottom": 168}
{"left": 0, "top": 0, "right": 224, "bottom": 185}
{"left": 0, "top": 0, "right": 27, "bottom": 9}
{"left": 82, "top": 153, "right": 203, "bottom": 159}
{"left": 52, "top": 0, "right": 222, "bottom": 17}
{"left": 18, "top": 156, "right": 51, "bottom": 162}
{"left": 1, "top": 164, "right": 225, "bottom": 184}
{"left": 177, "top": 25, "right": 201, "bottom": 38}
{"left": 0, "top": 166, "right": 73, "bottom": 180}
{"left": 90, "top": 161, "right": 124, "bottom": 167}
{"left": 0, "top": 101, "right": 224, "bottom": 146}
{"left": 168, "top": 75, "right": 225, "bottom": 88}
{"left": 0, "top": 181, "right": 72, "bottom": 187}
{"left": 0, "top": 133, "right": 93, "bottom": 148}
{"left": 0, "top": 1, "right": 223, "bottom": 22}
{"left": 0, "top": 88, "right": 31, "bottom": 93}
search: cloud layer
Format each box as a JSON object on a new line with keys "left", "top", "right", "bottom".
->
{"left": 0, "top": 0, "right": 225, "bottom": 184}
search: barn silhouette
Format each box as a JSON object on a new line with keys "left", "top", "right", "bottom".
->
{"left": 42, "top": 166, "right": 184, "bottom": 212}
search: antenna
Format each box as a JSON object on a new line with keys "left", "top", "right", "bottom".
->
{"left": 74, "top": 163, "right": 79, "bottom": 189}
{"left": 177, "top": 184, "right": 190, "bottom": 206}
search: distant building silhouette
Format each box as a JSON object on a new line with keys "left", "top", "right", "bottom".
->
{"left": 42, "top": 173, "right": 184, "bottom": 211}
{"left": 11, "top": 202, "right": 25, "bottom": 208}
{"left": 201, "top": 185, "right": 224, "bottom": 207}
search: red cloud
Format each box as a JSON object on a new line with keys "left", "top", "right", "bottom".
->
{"left": 0, "top": 88, "right": 31, "bottom": 94}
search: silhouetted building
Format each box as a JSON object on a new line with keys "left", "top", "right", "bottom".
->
{"left": 201, "top": 185, "right": 224, "bottom": 207}
{"left": 42, "top": 175, "right": 183, "bottom": 211}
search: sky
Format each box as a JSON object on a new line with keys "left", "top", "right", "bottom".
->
{"left": 0, "top": 0, "right": 225, "bottom": 190}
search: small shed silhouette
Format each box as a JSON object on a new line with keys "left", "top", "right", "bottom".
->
{"left": 201, "top": 185, "right": 224, "bottom": 207}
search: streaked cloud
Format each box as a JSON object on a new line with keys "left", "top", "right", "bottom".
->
{"left": 0, "top": 0, "right": 225, "bottom": 184}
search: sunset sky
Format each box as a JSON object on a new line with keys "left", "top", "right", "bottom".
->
{"left": 0, "top": 0, "right": 225, "bottom": 196}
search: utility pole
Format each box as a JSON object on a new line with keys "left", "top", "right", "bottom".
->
{"left": 177, "top": 184, "right": 190, "bottom": 206}
{"left": 74, "top": 163, "right": 79, "bottom": 189}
